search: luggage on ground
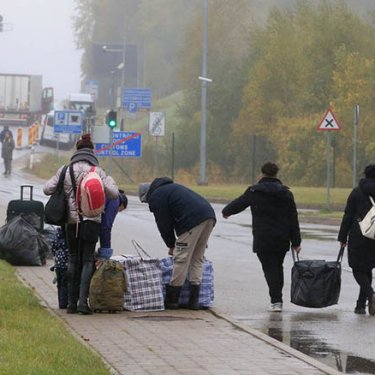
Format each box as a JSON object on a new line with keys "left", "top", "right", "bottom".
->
{"left": 0, "top": 215, "right": 49, "bottom": 266}
{"left": 112, "top": 241, "right": 164, "bottom": 311}
{"left": 7, "top": 185, "right": 44, "bottom": 232}
{"left": 89, "top": 259, "right": 127, "bottom": 313}
{"left": 290, "top": 246, "right": 344, "bottom": 308}
{"left": 160, "top": 256, "right": 214, "bottom": 308}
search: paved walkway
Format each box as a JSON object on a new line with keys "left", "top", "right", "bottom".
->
{"left": 16, "top": 262, "right": 340, "bottom": 375}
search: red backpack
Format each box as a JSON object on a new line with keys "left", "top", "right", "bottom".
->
{"left": 77, "top": 167, "right": 105, "bottom": 217}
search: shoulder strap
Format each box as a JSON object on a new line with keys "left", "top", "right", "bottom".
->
{"left": 370, "top": 196, "right": 375, "bottom": 206}
{"left": 57, "top": 165, "right": 68, "bottom": 192}
{"left": 69, "top": 163, "right": 83, "bottom": 222}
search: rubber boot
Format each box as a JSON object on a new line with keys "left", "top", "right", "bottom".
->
{"left": 56, "top": 268, "right": 68, "bottom": 309}
{"left": 165, "top": 285, "right": 181, "bottom": 309}
{"left": 77, "top": 261, "right": 94, "bottom": 315}
{"left": 188, "top": 284, "right": 201, "bottom": 310}
{"left": 67, "top": 261, "right": 80, "bottom": 314}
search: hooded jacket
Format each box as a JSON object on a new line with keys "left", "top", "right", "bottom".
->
{"left": 43, "top": 148, "right": 118, "bottom": 224}
{"left": 338, "top": 177, "right": 375, "bottom": 270}
{"left": 147, "top": 177, "right": 216, "bottom": 248}
{"left": 222, "top": 177, "right": 301, "bottom": 253}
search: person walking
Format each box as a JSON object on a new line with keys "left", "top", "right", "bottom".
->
{"left": 338, "top": 164, "right": 375, "bottom": 315}
{"left": 222, "top": 161, "right": 301, "bottom": 312}
{"left": 139, "top": 177, "right": 216, "bottom": 310}
{"left": 1, "top": 130, "right": 15, "bottom": 175}
{"left": 97, "top": 189, "right": 128, "bottom": 260}
{"left": 43, "top": 133, "right": 119, "bottom": 315}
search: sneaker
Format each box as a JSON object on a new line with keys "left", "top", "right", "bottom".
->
{"left": 354, "top": 306, "right": 366, "bottom": 315}
{"left": 268, "top": 302, "right": 283, "bottom": 312}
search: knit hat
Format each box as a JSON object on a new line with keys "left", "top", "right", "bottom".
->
{"left": 138, "top": 183, "right": 151, "bottom": 203}
{"left": 118, "top": 189, "right": 128, "bottom": 209}
{"left": 364, "top": 164, "right": 375, "bottom": 179}
{"left": 76, "top": 133, "right": 94, "bottom": 150}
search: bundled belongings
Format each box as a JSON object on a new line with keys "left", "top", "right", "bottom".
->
{"left": 89, "top": 259, "right": 127, "bottom": 313}
{"left": 112, "top": 241, "right": 164, "bottom": 311}
{"left": 0, "top": 215, "right": 49, "bottom": 266}
{"left": 358, "top": 196, "right": 375, "bottom": 239}
{"left": 291, "top": 246, "right": 345, "bottom": 308}
{"left": 160, "top": 256, "right": 214, "bottom": 308}
{"left": 7, "top": 185, "right": 44, "bottom": 232}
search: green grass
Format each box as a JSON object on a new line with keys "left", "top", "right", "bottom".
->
{"left": 0, "top": 261, "right": 109, "bottom": 375}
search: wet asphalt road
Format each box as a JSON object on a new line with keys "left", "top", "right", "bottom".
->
{"left": 1, "top": 143, "right": 375, "bottom": 374}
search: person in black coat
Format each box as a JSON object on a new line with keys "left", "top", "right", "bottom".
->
{"left": 139, "top": 177, "right": 216, "bottom": 310}
{"left": 222, "top": 162, "right": 301, "bottom": 312}
{"left": 338, "top": 164, "right": 375, "bottom": 315}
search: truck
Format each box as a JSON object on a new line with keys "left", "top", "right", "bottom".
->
{"left": 0, "top": 73, "right": 53, "bottom": 127}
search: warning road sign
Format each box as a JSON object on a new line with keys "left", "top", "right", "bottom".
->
{"left": 317, "top": 109, "right": 341, "bottom": 131}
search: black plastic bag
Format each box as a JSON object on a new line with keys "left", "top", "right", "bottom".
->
{"left": 0, "top": 216, "right": 49, "bottom": 266}
{"left": 290, "top": 246, "right": 344, "bottom": 308}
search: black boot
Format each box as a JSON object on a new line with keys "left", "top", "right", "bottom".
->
{"left": 56, "top": 268, "right": 68, "bottom": 309}
{"left": 77, "top": 261, "right": 94, "bottom": 315}
{"left": 67, "top": 261, "right": 80, "bottom": 314}
{"left": 189, "top": 284, "right": 201, "bottom": 310}
{"left": 165, "top": 285, "right": 181, "bottom": 309}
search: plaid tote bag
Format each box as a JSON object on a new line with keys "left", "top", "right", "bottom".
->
{"left": 159, "top": 256, "right": 214, "bottom": 308}
{"left": 113, "top": 241, "right": 164, "bottom": 311}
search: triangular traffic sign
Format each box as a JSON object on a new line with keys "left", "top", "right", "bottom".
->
{"left": 317, "top": 109, "right": 341, "bottom": 131}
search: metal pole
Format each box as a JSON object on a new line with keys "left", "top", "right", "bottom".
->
{"left": 326, "top": 132, "right": 331, "bottom": 210}
{"left": 120, "top": 41, "right": 126, "bottom": 131}
{"left": 171, "top": 132, "right": 175, "bottom": 180}
{"left": 199, "top": 0, "right": 208, "bottom": 185}
{"left": 353, "top": 104, "right": 359, "bottom": 188}
{"left": 109, "top": 128, "right": 113, "bottom": 175}
{"left": 252, "top": 134, "right": 256, "bottom": 184}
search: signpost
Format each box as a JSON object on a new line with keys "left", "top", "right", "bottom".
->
{"left": 317, "top": 109, "right": 341, "bottom": 210}
{"left": 95, "top": 131, "right": 142, "bottom": 158}
{"left": 122, "top": 88, "right": 152, "bottom": 111}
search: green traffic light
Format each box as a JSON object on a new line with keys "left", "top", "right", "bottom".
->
{"left": 109, "top": 120, "right": 116, "bottom": 127}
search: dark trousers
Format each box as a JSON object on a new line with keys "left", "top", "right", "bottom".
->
{"left": 257, "top": 250, "right": 288, "bottom": 304}
{"left": 352, "top": 269, "right": 374, "bottom": 307}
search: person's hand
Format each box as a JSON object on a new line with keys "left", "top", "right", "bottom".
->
{"left": 340, "top": 242, "right": 347, "bottom": 248}
{"left": 292, "top": 245, "right": 301, "bottom": 254}
{"left": 168, "top": 247, "right": 174, "bottom": 256}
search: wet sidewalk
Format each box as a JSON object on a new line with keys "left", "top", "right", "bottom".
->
{"left": 16, "top": 263, "right": 340, "bottom": 375}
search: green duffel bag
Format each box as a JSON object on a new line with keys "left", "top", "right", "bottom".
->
{"left": 89, "top": 259, "right": 127, "bottom": 313}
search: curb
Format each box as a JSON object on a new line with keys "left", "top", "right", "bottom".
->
{"left": 209, "top": 307, "right": 340, "bottom": 375}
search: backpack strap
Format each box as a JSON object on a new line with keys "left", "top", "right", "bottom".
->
{"left": 69, "top": 163, "right": 83, "bottom": 224}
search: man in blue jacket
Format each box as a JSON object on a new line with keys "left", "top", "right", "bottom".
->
{"left": 139, "top": 177, "right": 216, "bottom": 310}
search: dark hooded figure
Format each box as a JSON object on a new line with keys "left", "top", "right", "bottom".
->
{"left": 338, "top": 164, "right": 375, "bottom": 315}
{"left": 222, "top": 161, "right": 301, "bottom": 312}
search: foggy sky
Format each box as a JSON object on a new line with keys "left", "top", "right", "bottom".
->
{"left": 0, "top": 0, "right": 82, "bottom": 102}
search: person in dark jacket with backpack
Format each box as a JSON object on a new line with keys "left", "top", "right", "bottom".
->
{"left": 338, "top": 164, "right": 375, "bottom": 315}
{"left": 139, "top": 177, "right": 216, "bottom": 310}
{"left": 222, "top": 162, "right": 301, "bottom": 312}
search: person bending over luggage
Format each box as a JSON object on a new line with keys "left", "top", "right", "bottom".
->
{"left": 97, "top": 189, "right": 128, "bottom": 260}
{"left": 43, "top": 133, "right": 119, "bottom": 315}
{"left": 50, "top": 226, "right": 69, "bottom": 309}
{"left": 139, "top": 177, "right": 216, "bottom": 310}
{"left": 222, "top": 161, "right": 301, "bottom": 313}
{"left": 338, "top": 164, "right": 375, "bottom": 316}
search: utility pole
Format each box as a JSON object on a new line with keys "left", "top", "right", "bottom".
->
{"left": 353, "top": 105, "right": 359, "bottom": 188}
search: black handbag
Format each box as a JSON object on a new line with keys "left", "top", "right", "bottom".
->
{"left": 290, "top": 245, "right": 345, "bottom": 308}
{"left": 44, "top": 165, "right": 69, "bottom": 226}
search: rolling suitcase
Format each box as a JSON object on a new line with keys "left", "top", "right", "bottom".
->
{"left": 7, "top": 185, "right": 45, "bottom": 232}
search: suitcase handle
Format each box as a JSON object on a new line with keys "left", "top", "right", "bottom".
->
{"left": 20, "top": 185, "right": 33, "bottom": 200}
{"left": 131, "top": 240, "right": 152, "bottom": 259}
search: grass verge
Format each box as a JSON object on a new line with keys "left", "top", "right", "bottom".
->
{"left": 0, "top": 260, "right": 110, "bottom": 375}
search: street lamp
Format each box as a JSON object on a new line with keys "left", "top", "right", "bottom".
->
{"left": 199, "top": 0, "right": 210, "bottom": 185}
{"left": 102, "top": 43, "right": 126, "bottom": 131}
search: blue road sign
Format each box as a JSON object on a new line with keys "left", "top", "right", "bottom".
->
{"left": 54, "top": 110, "right": 83, "bottom": 134}
{"left": 122, "top": 88, "right": 152, "bottom": 111}
{"left": 95, "top": 131, "right": 142, "bottom": 158}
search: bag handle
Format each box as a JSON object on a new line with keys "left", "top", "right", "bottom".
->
{"left": 291, "top": 245, "right": 345, "bottom": 265}
{"left": 131, "top": 240, "right": 152, "bottom": 258}
{"left": 57, "top": 165, "right": 68, "bottom": 192}
{"left": 370, "top": 196, "right": 375, "bottom": 207}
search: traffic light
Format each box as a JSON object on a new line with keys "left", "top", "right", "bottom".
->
{"left": 106, "top": 110, "right": 117, "bottom": 128}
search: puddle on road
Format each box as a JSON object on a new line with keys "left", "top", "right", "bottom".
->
{"left": 264, "top": 327, "right": 375, "bottom": 374}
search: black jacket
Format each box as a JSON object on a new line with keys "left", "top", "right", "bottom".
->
{"left": 338, "top": 177, "right": 375, "bottom": 270}
{"left": 147, "top": 177, "right": 216, "bottom": 248}
{"left": 222, "top": 177, "right": 301, "bottom": 253}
